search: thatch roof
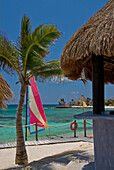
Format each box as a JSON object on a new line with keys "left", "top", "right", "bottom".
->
{"left": 75, "top": 95, "right": 86, "bottom": 105}
{"left": 0, "top": 74, "right": 13, "bottom": 109}
{"left": 59, "top": 98, "right": 66, "bottom": 105}
{"left": 60, "top": 0, "right": 114, "bottom": 84}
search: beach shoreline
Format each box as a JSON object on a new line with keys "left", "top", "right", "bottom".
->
{"left": 56, "top": 105, "right": 114, "bottom": 109}
{"left": 0, "top": 141, "right": 94, "bottom": 170}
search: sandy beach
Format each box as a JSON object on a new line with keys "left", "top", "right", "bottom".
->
{"left": 0, "top": 141, "right": 94, "bottom": 170}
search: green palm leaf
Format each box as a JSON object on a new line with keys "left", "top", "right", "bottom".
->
{"left": 21, "top": 15, "right": 31, "bottom": 46}
{"left": 28, "top": 60, "right": 62, "bottom": 80}
{"left": 36, "top": 68, "right": 62, "bottom": 77}
{"left": 34, "top": 60, "right": 60, "bottom": 71}
{"left": 18, "top": 19, "right": 61, "bottom": 77}
{"left": 34, "top": 24, "right": 62, "bottom": 48}
{"left": 0, "top": 33, "right": 22, "bottom": 79}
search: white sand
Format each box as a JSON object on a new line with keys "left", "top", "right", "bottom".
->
{"left": 0, "top": 142, "right": 94, "bottom": 170}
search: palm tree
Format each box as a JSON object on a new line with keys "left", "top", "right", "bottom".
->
{"left": 0, "top": 74, "right": 13, "bottom": 109}
{"left": 0, "top": 15, "right": 62, "bottom": 164}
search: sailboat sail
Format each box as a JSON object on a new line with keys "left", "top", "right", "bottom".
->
{"left": 27, "top": 77, "right": 49, "bottom": 135}
{"left": 83, "top": 101, "right": 87, "bottom": 107}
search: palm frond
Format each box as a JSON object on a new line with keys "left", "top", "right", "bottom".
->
{"left": 32, "top": 68, "right": 63, "bottom": 83}
{"left": 22, "top": 41, "right": 49, "bottom": 76}
{"left": 32, "top": 24, "right": 43, "bottom": 38}
{"left": 17, "top": 16, "right": 62, "bottom": 78}
{"left": 0, "top": 33, "right": 22, "bottom": 80}
{"left": 33, "top": 24, "right": 62, "bottom": 48}
{"left": 35, "top": 60, "right": 60, "bottom": 72}
{"left": 21, "top": 15, "right": 31, "bottom": 46}
{"left": 31, "top": 68, "right": 62, "bottom": 78}
{"left": 0, "top": 74, "right": 13, "bottom": 109}
{"left": 25, "top": 54, "right": 44, "bottom": 71}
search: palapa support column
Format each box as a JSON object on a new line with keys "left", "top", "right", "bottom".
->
{"left": 92, "top": 54, "right": 104, "bottom": 114}
{"left": 93, "top": 119, "right": 114, "bottom": 170}
{"left": 92, "top": 54, "right": 114, "bottom": 170}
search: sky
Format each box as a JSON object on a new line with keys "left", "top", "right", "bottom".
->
{"left": 0, "top": 0, "right": 113, "bottom": 104}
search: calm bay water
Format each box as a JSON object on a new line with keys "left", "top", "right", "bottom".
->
{"left": 0, "top": 105, "right": 93, "bottom": 143}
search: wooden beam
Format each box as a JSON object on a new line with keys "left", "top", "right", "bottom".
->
{"left": 104, "top": 58, "right": 114, "bottom": 65}
{"left": 92, "top": 54, "right": 104, "bottom": 114}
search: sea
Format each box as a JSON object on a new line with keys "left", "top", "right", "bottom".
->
{"left": 0, "top": 104, "right": 93, "bottom": 143}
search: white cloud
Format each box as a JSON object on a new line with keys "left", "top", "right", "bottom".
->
{"left": 71, "top": 91, "right": 79, "bottom": 95}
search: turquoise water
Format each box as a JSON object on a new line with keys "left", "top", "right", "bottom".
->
{"left": 0, "top": 105, "right": 93, "bottom": 143}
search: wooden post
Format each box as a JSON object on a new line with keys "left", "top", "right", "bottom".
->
{"left": 84, "top": 120, "right": 86, "bottom": 137}
{"left": 36, "top": 122, "right": 38, "bottom": 141}
{"left": 92, "top": 54, "right": 104, "bottom": 114}
{"left": 74, "top": 120, "right": 76, "bottom": 137}
{"left": 48, "top": 128, "right": 51, "bottom": 138}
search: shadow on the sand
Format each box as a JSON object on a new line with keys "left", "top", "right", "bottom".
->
{"left": 82, "top": 162, "right": 95, "bottom": 170}
{"left": 5, "top": 149, "right": 94, "bottom": 170}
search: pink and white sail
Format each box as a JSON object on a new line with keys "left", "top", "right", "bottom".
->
{"left": 27, "top": 77, "right": 48, "bottom": 135}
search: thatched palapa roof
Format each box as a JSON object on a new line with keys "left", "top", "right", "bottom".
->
{"left": 75, "top": 94, "right": 86, "bottom": 106}
{"left": 60, "top": 0, "right": 114, "bottom": 84}
{"left": 0, "top": 74, "right": 13, "bottom": 109}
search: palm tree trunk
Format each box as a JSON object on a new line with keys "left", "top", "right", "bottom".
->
{"left": 15, "top": 83, "right": 28, "bottom": 164}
